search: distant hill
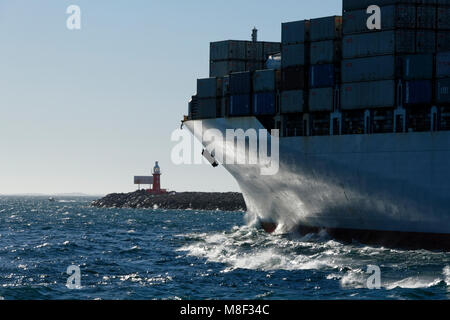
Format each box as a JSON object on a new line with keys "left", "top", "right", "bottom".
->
{"left": 1, "top": 193, "right": 103, "bottom": 197}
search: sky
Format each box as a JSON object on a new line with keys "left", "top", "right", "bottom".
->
{"left": 0, "top": 0, "right": 341, "bottom": 195}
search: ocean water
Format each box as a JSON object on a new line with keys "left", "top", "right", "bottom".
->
{"left": 0, "top": 196, "right": 448, "bottom": 300}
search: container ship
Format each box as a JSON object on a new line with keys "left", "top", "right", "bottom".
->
{"left": 184, "top": 0, "right": 450, "bottom": 249}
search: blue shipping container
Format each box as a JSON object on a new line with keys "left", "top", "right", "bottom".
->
{"left": 282, "top": 44, "right": 306, "bottom": 68}
{"left": 253, "top": 92, "right": 276, "bottom": 115}
{"left": 282, "top": 20, "right": 309, "bottom": 45}
{"left": 436, "top": 52, "right": 450, "bottom": 78}
{"left": 230, "top": 95, "right": 251, "bottom": 116}
{"left": 404, "top": 80, "right": 432, "bottom": 105}
{"left": 309, "top": 64, "right": 335, "bottom": 88}
{"left": 230, "top": 72, "right": 252, "bottom": 95}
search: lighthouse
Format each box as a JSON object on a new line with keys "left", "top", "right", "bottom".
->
{"left": 149, "top": 161, "right": 167, "bottom": 195}
{"left": 152, "top": 161, "right": 161, "bottom": 193}
{"left": 133, "top": 161, "right": 168, "bottom": 194}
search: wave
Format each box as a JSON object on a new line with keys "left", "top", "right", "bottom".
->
{"left": 178, "top": 225, "right": 347, "bottom": 272}
{"left": 444, "top": 266, "right": 450, "bottom": 285}
{"left": 384, "top": 277, "right": 443, "bottom": 290}
{"left": 178, "top": 225, "right": 450, "bottom": 294}
{"left": 335, "top": 267, "right": 450, "bottom": 290}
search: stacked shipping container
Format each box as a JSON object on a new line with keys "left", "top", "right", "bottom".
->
{"left": 341, "top": 0, "right": 438, "bottom": 134}
{"left": 280, "top": 20, "right": 310, "bottom": 136}
{"left": 189, "top": 0, "right": 450, "bottom": 136}
{"left": 207, "top": 39, "right": 281, "bottom": 118}
{"left": 253, "top": 69, "right": 279, "bottom": 115}
{"left": 309, "top": 16, "right": 343, "bottom": 135}
{"left": 229, "top": 71, "right": 252, "bottom": 117}
{"left": 281, "top": 20, "right": 309, "bottom": 115}
{"left": 437, "top": 3, "right": 450, "bottom": 130}
{"left": 193, "top": 78, "right": 222, "bottom": 120}
{"left": 437, "top": 51, "right": 450, "bottom": 129}
{"left": 210, "top": 40, "right": 280, "bottom": 78}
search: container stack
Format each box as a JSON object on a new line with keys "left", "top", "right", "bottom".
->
{"left": 341, "top": 0, "right": 438, "bottom": 134}
{"left": 221, "top": 75, "right": 230, "bottom": 118}
{"left": 280, "top": 20, "right": 309, "bottom": 136}
{"left": 437, "top": 3, "right": 450, "bottom": 130}
{"left": 194, "top": 78, "right": 222, "bottom": 120}
{"left": 228, "top": 71, "right": 252, "bottom": 117}
{"left": 437, "top": 5, "right": 450, "bottom": 53}
{"left": 406, "top": 0, "right": 437, "bottom": 132}
{"left": 253, "top": 69, "right": 280, "bottom": 116}
{"left": 189, "top": 1, "right": 450, "bottom": 136}
{"left": 309, "top": 16, "right": 343, "bottom": 136}
{"left": 210, "top": 40, "right": 280, "bottom": 78}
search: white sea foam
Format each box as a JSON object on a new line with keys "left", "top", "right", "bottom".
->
{"left": 338, "top": 269, "right": 447, "bottom": 290}
{"left": 35, "top": 243, "right": 50, "bottom": 249}
{"left": 339, "top": 269, "right": 368, "bottom": 289}
{"left": 444, "top": 266, "right": 450, "bottom": 285}
{"left": 178, "top": 226, "right": 346, "bottom": 271}
{"left": 119, "top": 273, "right": 142, "bottom": 282}
{"left": 385, "top": 277, "right": 443, "bottom": 290}
{"left": 178, "top": 224, "right": 450, "bottom": 293}
{"left": 117, "top": 273, "right": 172, "bottom": 285}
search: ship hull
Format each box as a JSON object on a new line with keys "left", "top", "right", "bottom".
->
{"left": 186, "top": 117, "right": 450, "bottom": 247}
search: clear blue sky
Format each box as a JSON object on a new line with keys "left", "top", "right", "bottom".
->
{"left": 0, "top": 0, "right": 341, "bottom": 195}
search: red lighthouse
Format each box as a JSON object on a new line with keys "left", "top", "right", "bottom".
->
{"left": 149, "top": 161, "right": 167, "bottom": 195}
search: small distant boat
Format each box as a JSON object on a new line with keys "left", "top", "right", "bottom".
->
{"left": 48, "top": 197, "right": 56, "bottom": 202}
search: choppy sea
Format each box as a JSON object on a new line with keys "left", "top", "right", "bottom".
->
{"left": 0, "top": 196, "right": 448, "bottom": 300}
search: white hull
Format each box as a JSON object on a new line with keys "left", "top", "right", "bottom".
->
{"left": 186, "top": 117, "right": 450, "bottom": 236}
